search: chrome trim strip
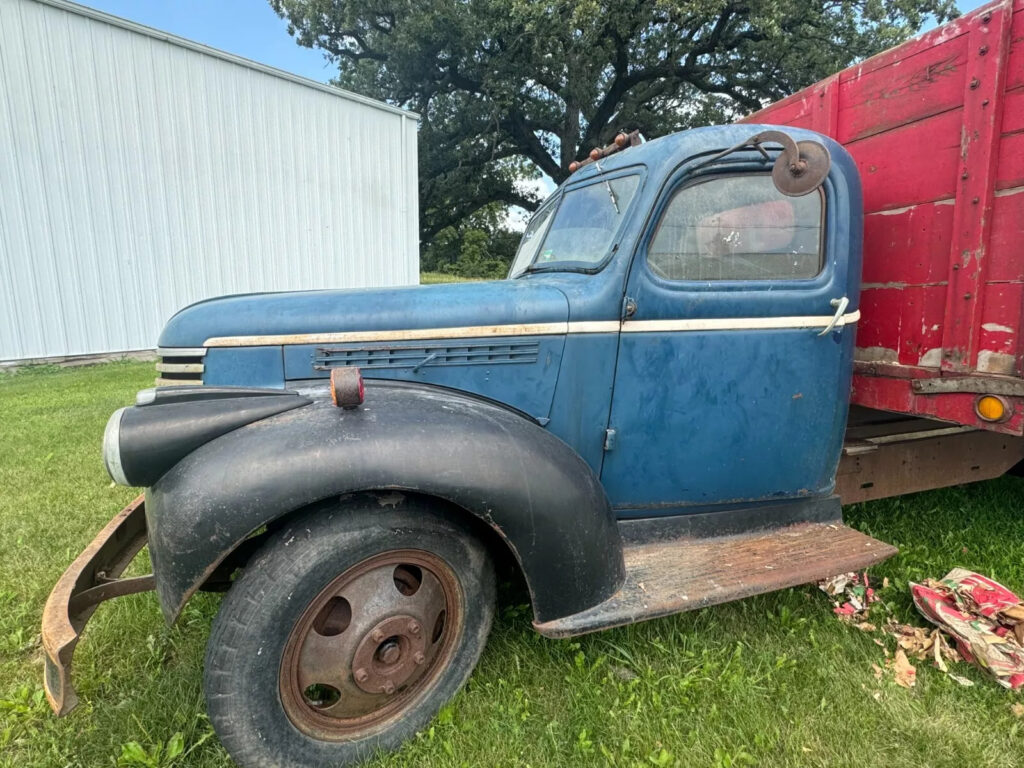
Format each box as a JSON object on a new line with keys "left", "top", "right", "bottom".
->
{"left": 155, "top": 362, "right": 205, "bottom": 373}
{"left": 201, "top": 312, "right": 860, "bottom": 347}
{"left": 620, "top": 310, "right": 861, "bottom": 333}
{"left": 156, "top": 347, "right": 208, "bottom": 357}
{"left": 205, "top": 323, "right": 577, "bottom": 347}
{"left": 154, "top": 377, "right": 201, "bottom": 386}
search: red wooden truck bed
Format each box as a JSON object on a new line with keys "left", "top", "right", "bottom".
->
{"left": 743, "top": 0, "right": 1024, "bottom": 437}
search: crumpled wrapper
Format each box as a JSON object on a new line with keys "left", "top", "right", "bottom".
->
{"left": 911, "top": 568, "right": 1024, "bottom": 690}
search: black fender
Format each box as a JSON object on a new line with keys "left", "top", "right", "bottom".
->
{"left": 146, "top": 381, "right": 625, "bottom": 625}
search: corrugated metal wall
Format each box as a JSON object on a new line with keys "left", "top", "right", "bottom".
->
{"left": 0, "top": 0, "right": 419, "bottom": 362}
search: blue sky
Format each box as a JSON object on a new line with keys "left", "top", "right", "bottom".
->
{"left": 79, "top": 0, "right": 335, "bottom": 83}
{"left": 79, "top": 0, "right": 988, "bottom": 87}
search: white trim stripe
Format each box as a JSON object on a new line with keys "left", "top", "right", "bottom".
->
{"left": 155, "top": 362, "right": 205, "bottom": 373}
{"left": 204, "top": 323, "right": 575, "bottom": 347}
{"left": 621, "top": 310, "right": 860, "bottom": 333}
{"left": 202, "top": 312, "right": 859, "bottom": 347}
{"left": 157, "top": 346, "right": 207, "bottom": 357}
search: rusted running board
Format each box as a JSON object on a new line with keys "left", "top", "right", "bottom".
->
{"left": 534, "top": 521, "right": 896, "bottom": 638}
{"left": 42, "top": 495, "right": 155, "bottom": 715}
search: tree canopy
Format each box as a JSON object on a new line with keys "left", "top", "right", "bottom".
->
{"left": 272, "top": 0, "right": 957, "bottom": 275}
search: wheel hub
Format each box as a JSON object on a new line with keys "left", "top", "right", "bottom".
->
{"left": 351, "top": 615, "right": 428, "bottom": 694}
{"left": 278, "top": 550, "right": 460, "bottom": 740}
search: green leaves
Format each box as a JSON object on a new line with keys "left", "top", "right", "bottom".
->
{"left": 273, "top": 0, "right": 956, "bottom": 276}
{"left": 117, "top": 730, "right": 212, "bottom": 767}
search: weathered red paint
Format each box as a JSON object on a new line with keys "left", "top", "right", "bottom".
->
{"left": 744, "top": 0, "right": 1024, "bottom": 435}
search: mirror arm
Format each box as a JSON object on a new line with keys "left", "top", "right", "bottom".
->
{"left": 690, "top": 130, "right": 831, "bottom": 197}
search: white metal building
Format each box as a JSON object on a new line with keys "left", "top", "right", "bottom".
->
{"left": 0, "top": 0, "right": 419, "bottom": 363}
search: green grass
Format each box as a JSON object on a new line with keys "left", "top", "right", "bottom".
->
{"left": 4, "top": 362, "right": 1024, "bottom": 767}
{"left": 419, "top": 272, "right": 484, "bottom": 284}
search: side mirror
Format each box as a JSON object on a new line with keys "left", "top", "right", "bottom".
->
{"left": 692, "top": 129, "right": 832, "bottom": 197}
{"left": 753, "top": 130, "right": 832, "bottom": 197}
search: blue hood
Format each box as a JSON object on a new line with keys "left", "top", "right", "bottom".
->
{"left": 159, "top": 279, "right": 569, "bottom": 347}
{"left": 158, "top": 280, "right": 572, "bottom": 421}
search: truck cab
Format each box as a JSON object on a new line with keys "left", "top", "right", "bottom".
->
{"left": 158, "top": 124, "right": 861, "bottom": 510}
{"left": 44, "top": 125, "right": 894, "bottom": 768}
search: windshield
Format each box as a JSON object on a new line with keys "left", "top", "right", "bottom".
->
{"left": 508, "top": 201, "right": 556, "bottom": 277}
{"left": 509, "top": 174, "right": 640, "bottom": 277}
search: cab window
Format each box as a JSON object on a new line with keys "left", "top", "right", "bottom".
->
{"left": 648, "top": 175, "right": 824, "bottom": 282}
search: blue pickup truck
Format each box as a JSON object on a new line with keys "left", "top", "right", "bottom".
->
{"left": 43, "top": 125, "right": 897, "bottom": 768}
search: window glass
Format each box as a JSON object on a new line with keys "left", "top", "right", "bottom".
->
{"left": 512, "top": 174, "right": 640, "bottom": 276}
{"left": 648, "top": 175, "right": 823, "bottom": 282}
{"left": 508, "top": 202, "right": 556, "bottom": 277}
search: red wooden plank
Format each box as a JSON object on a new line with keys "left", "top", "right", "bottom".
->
{"left": 1007, "top": 7, "right": 1024, "bottom": 90}
{"left": 836, "top": 35, "right": 967, "bottom": 143}
{"left": 977, "top": 282, "right": 1022, "bottom": 373}
{"left": 857, "top": 285, "right": 947, "bottom": 367}
{"left": 986, "top": 188, "right": 1024, "bottom": 279}
{"left": 1002, "top": 85, "right": 1024, "bottom": 133}
{"left": 996, "top": 130, "right": 1024, "bottom": 188}
{"left": 862, "top": 199, "right": 955, "bottom": 284}
{"left": 812, "top": 75, "right": 841, "bottom": 137}
{"left": 939, "top": 0, "right": 1013, "bottom": 372}
{"left": 840, "top": 11, "right": 974, "bottom": 80}
{"left": 744, "top": 79, "right": 840, "bottom": 136}
{"left": 745, "top": 94, "right": 813, "bottom": 127}
{"left": 846, "top": 108, "right": 962, "bottom": 212}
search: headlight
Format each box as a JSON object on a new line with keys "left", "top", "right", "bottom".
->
{"left": 102, "top": 407, "right": 130, "bottom": 486}
{"left": 99, "top": 388, "right": 312, "bottom": 488}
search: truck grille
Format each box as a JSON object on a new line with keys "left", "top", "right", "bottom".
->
{"left": 313, "top": 341, "right": 540, "bottom": 371}
{"left": 155, "top": 347, "right": 205, "bottom": 386}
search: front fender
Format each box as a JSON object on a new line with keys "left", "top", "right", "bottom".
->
{"left": 147, "top": 382, "right": 624, "bottom": 624}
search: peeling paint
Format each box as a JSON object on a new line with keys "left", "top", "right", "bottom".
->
{"left": 918, "top": 348, "right": 943, "bottom": 367}
{"left": 855, "top": 346, "right": 899, "bottom": 364}
{"left": 868, "top": 197, "right": 955, "bottom": 216}
{"left": 994, "top": 185, "right": 1024, "bottom": 198}
{"left": 977, "top": 350, "right": 1016, "bottom": 374}
{"left": 982, "top": 322, "right": 1014, "bottom": 333}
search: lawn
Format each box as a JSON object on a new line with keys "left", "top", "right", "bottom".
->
{"left": 419, "top": 272, "right": 482, "bottom": 284}
{"left": 3, "top": 361, "right": 1024, "bottom": 767}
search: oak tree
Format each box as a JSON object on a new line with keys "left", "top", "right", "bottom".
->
{"left": 273, "top": 0, "right": 957, "bottom": 270}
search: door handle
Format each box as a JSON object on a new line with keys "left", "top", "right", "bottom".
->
{"left": 818, "top": 296, "right": 850, "bottom": 337}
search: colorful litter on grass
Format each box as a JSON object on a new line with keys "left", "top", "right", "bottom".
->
{"left": 912, "top": 569, "right": 1024, "bottom": 690}
{"left": 820, "top": 568, "right": 1024, "bottom": 690}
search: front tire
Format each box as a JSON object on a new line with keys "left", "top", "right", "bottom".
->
{"left": 203, "top": 495, "right": 495, "bottom": 768}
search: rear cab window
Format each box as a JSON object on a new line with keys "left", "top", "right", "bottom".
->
{"left": 648, "top": 174, "right": 824, "bottom": 282}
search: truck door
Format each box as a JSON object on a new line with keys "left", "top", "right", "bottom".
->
{"left": 600, "top": 163, "right": 860, "bottom": 515}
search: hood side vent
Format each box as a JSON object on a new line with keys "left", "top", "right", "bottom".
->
{"left": 314, "top": 341, "right": 540, "bottom": 371}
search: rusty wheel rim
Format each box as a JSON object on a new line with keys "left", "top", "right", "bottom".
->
{"left": 279, "top": 549, "right": 462, "bottom": 740}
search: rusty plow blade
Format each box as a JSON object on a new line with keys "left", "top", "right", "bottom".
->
{"left": 41, "top": 495, "right": 155, "bottom": 715}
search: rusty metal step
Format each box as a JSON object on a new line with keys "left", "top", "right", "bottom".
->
{"left": 534, "top": 521, "right": 896, "bottom": 638}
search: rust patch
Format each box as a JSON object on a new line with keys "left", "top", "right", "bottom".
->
{"left": 41, "top": 496, "right": 153, "bottom": 715}
{"left": 534, "top": 522, "right": 895, "bottom": 638}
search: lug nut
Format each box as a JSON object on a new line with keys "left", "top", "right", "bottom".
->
{"left": 382, "top": 680, "right": 395, "bottom": 695}
{"left": 354, "top": 668, "right": 368, "bottom": 683}
{"left": 408, "top": 621, "right": 421, "bottom": 635}
{"left": 413, "top": 651, "right": 426, "bottom": 665}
